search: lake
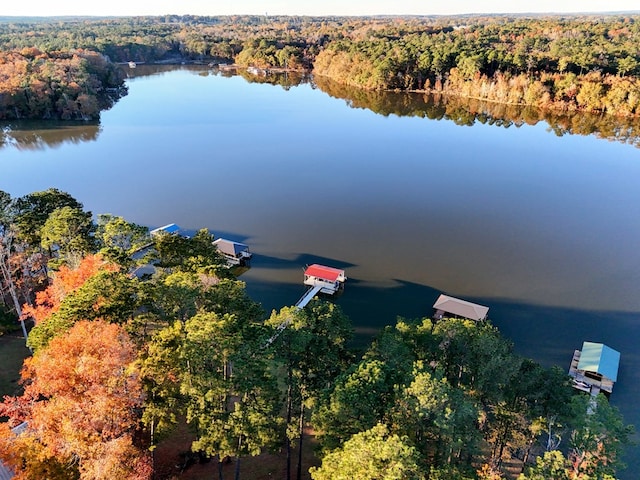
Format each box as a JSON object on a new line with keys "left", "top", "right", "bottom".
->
{"left": 2, "top": 65, "right": 639, "bottom": 475}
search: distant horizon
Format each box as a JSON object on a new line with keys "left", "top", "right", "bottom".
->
{"left": 2, "top": 1, "right": 639, "bottom": 18}
{"left": 2, "top": 11, "right": 640, "bottom": 19}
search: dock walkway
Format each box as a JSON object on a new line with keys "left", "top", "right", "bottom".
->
{"left": 295, "top": 285, "right": 322, "bottom": 309}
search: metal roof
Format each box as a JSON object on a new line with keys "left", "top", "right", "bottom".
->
{"left": 433, "top": 294, "right": 489, "bottom": 321}
{"left": 213, "top": 238, "right": 249, "bottom": 256}
{"left": 0, "top": 423, "right": 27, "bottom": 480}
{"left": 577, "top": 341, "right": 620, "bottom": 382}
{"left": 0, "top": 461, "right": 13, "bottom": 480}
{"left": 304, "top": 264, "right": 344, "bottom": 282}
{"left": 150, "top": 223, "right": 181, "bottom": 235}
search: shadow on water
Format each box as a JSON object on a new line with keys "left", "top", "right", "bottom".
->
{"left": 250, "top": 252, "right": 357, "bottom": 272}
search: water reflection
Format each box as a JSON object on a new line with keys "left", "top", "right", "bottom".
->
{"left": 7, "top": 64, "right": 637, "bottom": 151}
{"left": 0, "top": 121, "right": 101, "bottom": 150}
{"left": 123, "top": 63, "right": 309, "bottom": 92}
{"left": 314, "top": 76, "right": 640, "bottom": 149}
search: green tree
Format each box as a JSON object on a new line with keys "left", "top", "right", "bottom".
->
{"left": 518, "top": 450, "right": 571, "bottom": 480}
{"left": 27, "top": 270, "right": 141, "bottom": 351}
{"left": 154, "top": 228, "right": 226, "bottom": 275}
{"left": 310, "top": 423, "right": 424, "bottom": 480}
{"left": 567, "top": 394, "right": 634, "bottom": 478}
{"left": 12, "top": 188, "right": 85, "bottom": 247}
{"left": 313, "top": 358, "right": 397, "bottom": 451}
{"left": 40, "top": 206, "right": 95, "bottom": 269}
{"left": 144, "top": 312, "right": 280, "bottom": 480}
{"left": 391, "top": 362, "right": 480, "bottom": 467}
{"left": 616, "top": 56, "right": 639, "bottom": 76}
{"left": 266, "top": 301, "right": 353, "bottom": 480}
{"left": 95, "top": 213, "right": 150, "bottom": 267}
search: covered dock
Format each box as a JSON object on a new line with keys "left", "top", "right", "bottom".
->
{"left": 293, "top": 264, "right": 346, "bottom": 309}
{"left": 212, "top": 238, "right": 252, "bottom": 266}
{"left": 268, "top": 264, "right": 347, "bottom": 345}
{"left": 150, "top": 223, "right": 181, "bottom": 237}
{"left": 432, "top": 294, "right": 489, "bottom": 321}
{"left": 569, "top": 341, "right": 620, "bottom": 396}
{"left": 303, "top": 264, "right": 346, "bottom": 294}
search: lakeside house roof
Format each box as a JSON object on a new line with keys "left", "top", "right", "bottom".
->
{"left": 150, "top": 223, "right": 181, "bottom": 236}
{"left": 213, "top": 238, "right": 249, "bottom": 257}
{"left": 577, "top": 341, "right": 620, "bottom": 382}
{"left": 304, "top": 264, "right": 344, "bottom": 282}
{"left": 433, "top": 294, "right": 489, "bottom": 321}
{"left": 0, "top": 423, "right": 27, "bottom": 480}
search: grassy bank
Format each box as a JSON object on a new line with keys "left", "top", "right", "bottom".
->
{"left": 0, "top": 334, "right": 30, "bottom": 397}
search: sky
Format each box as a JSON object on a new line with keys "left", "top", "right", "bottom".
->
{"left": 2, "top": 1, "right": 638, "bottom": 18}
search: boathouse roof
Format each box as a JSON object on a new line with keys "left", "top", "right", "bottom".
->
{"left": 433, "top": 294, "right": 489, "bottom": 321}
{"left": 577, "top": 342, "right": 620, "bottom": 382}
{"left": 213, "top": 238, "right": 249, "bottom": 256}
{"left": 150, "top": 223, "right": 181, "bottom": 236}
{"left": 304, "top": 264, "right": 344, "bottom": 282}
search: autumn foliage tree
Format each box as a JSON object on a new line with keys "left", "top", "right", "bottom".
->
{"left": 0, "top": 49, "right": 125, "bottom": 120}
{"left": 0, "top": 320, "right": 151, "bottom": 480}
{"left": 21, "top": 253, "right": 118, "bottom": 325}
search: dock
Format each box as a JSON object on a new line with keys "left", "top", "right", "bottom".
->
{"left": 303, "top": 264, "right": 346, "bottom": 294}
{"left": 266, "top": 264, "right": 346, "bottom": 346}
{"left": 432, "top": 294, "right": 489, "bottom": 322}
{"left": 150, "top": 223, "right": 182, "bottom": 237}
{"left": 295, "top": 285, "right": 323, "bottom": 309}
{"left": 568, "top": 342, "right": 620, "bottom": 396}
{"left": 212, "top": 238, "right": 253, "bottom": 266}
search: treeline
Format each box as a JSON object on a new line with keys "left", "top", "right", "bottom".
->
{"left": 0, "top": 48, "right": 125, "bottom": 120}
{"left": 2, "top": 15, "right": 640, "bottom": 116}
{"left": 0, "top": 188, "right": 634, "bottom": 479}
{"left": 313, "top": 16, "right": 640, "bottom": 116}
{"left": 0, "top": 15, "right": 341, "bottom": 65}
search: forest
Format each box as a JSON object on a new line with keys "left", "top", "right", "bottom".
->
{"left": 1, "top": 14, "right": 640, "bottom": 118}
{"left": 0, "top": 188, "right": 634, "bottom": 479}
{"left": 0, "top": 48, "right": 125, "bottom": 120}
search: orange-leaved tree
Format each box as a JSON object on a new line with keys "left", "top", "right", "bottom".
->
{"left": 0, "top": 320, "right": 151, "bottom": 480}
{"left": 21, "top": 253, "right": 118, "bottom": 325}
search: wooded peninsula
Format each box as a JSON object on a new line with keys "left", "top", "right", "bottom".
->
{"left": 1, "top": 14, "right": 640, "bottom": 120}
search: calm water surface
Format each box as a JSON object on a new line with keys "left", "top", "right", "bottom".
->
{"left": 2, "top": 66, "right": 639, "bottom": 474}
